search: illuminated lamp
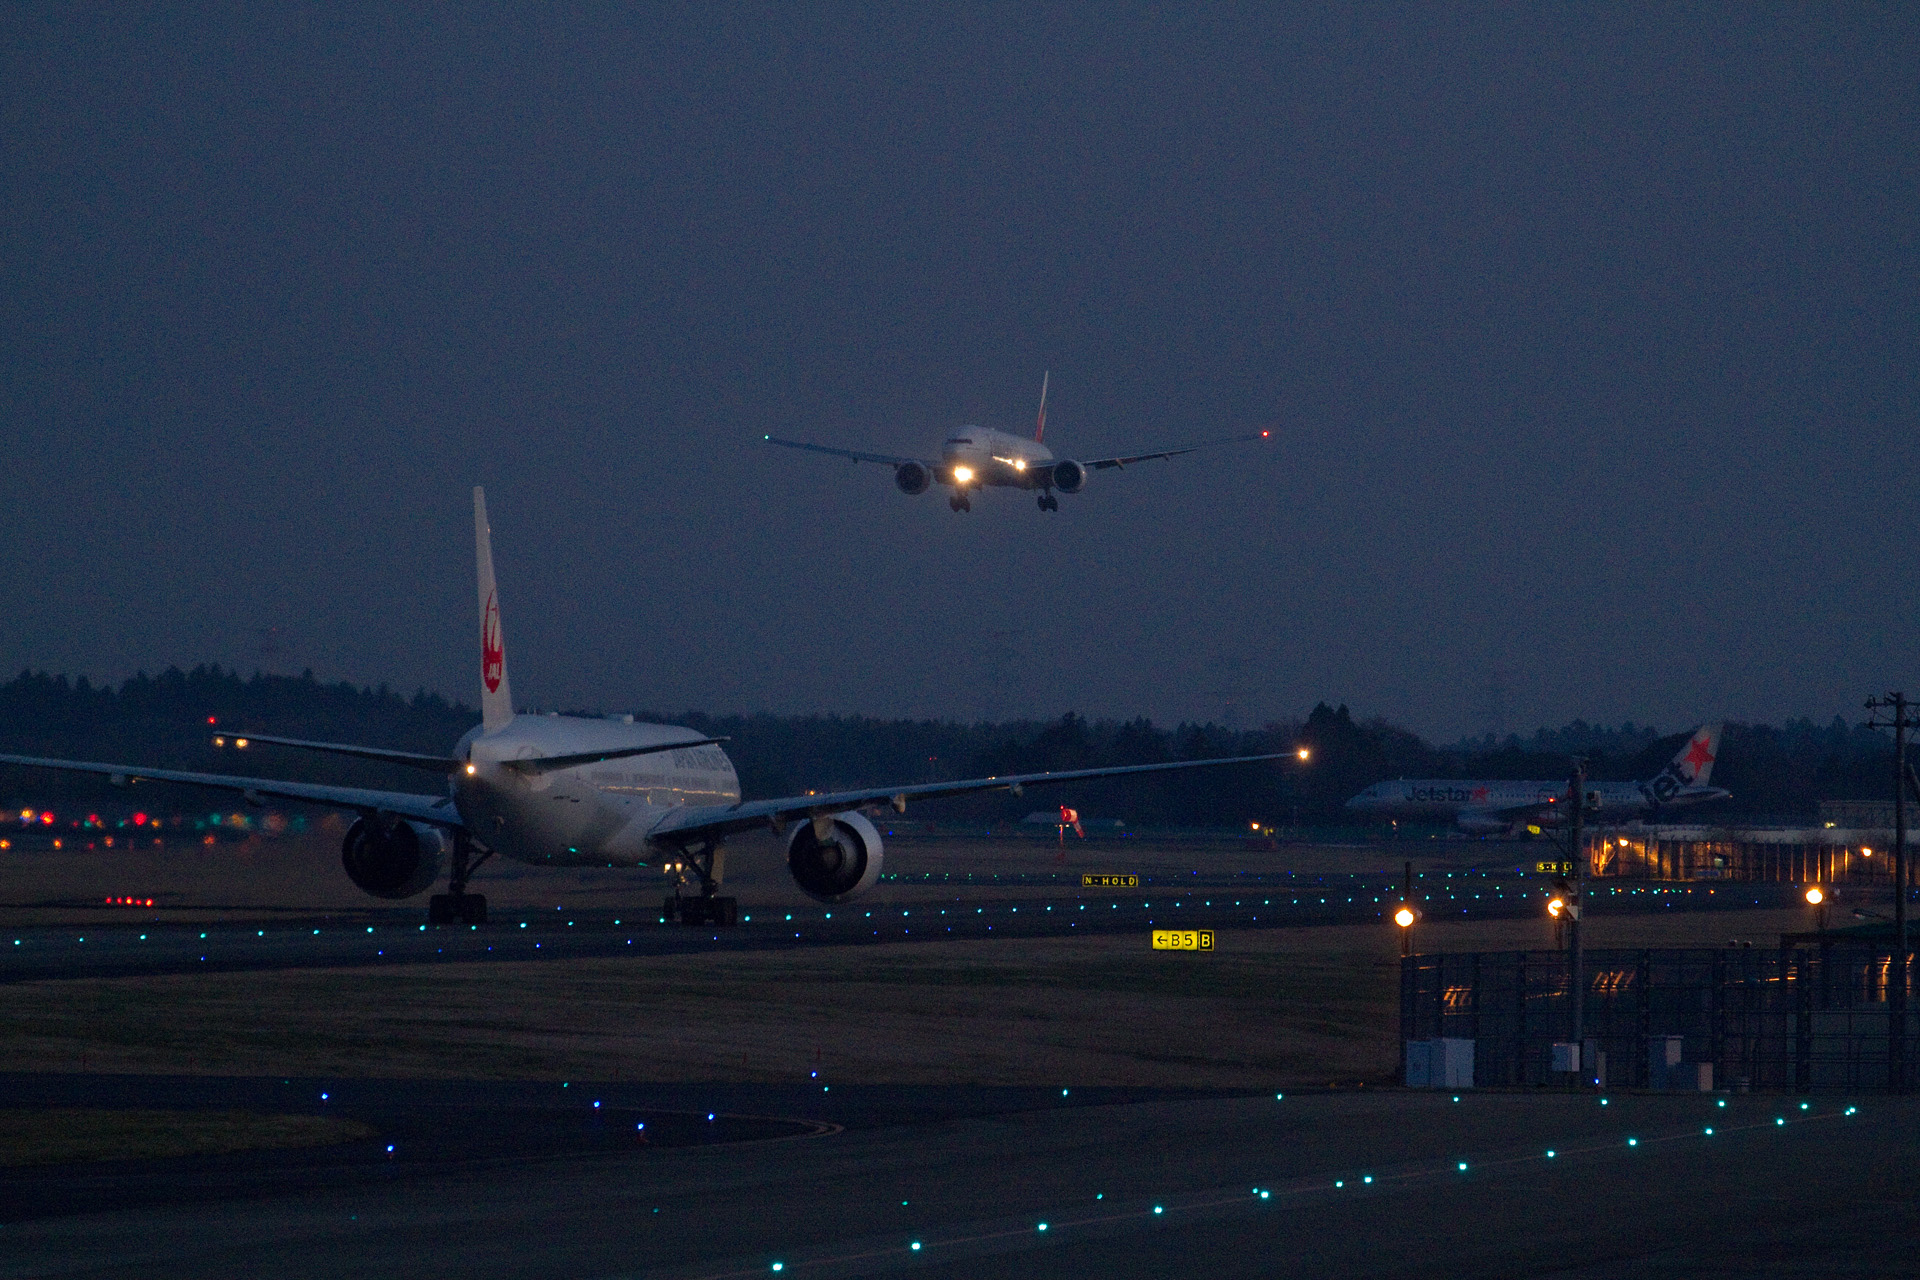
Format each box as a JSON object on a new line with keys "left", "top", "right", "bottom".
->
{"left": 952, "top": 466, "right": 974, "bottom": 484}
{"left": 1394, "top": 906, "right": 1416, "bottom": 928}
{"left": 1804, "top": 886, "right": 1825, "bottom": 906}
{"left": 1296, "top": 747, "right": 1311, "bottom": 760}
{"left": 1547, "top": 897, "right": 1565, "bottom": 919}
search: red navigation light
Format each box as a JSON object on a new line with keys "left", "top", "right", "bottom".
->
{"left": 1261, "top": 429, "right": 1271, "bottom": 438}
{"left": 207, "top": 716, "right": 217, "bottom": 724}
{"left": 133, "top": 813, "right": 148, "bottom": 825}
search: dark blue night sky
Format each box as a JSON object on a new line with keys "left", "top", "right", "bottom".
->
{"left": 4, "top": 6, "right": 1916, "bottom": 738}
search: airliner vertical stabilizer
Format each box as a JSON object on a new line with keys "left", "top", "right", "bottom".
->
{"left": 474, "top": 486, "right": 514, "bottom": 733}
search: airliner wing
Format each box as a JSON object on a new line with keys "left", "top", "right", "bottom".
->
{"left": 763, "top": 436, "right": 934, "bottom": 468}
{"left": 1083, "top": 432, "right": 1270, "bottom": 471}
{"left": 648, "top": 752, "right": 1289, "bottom": 844}
{"left": 212, "top": 732, "right": 461, "bottom": 772}
{"left": 220, "top": 730, "right": 730, "bottom": 776}
{"left": 0, "top": 752, "right": 461, "bottom": 828}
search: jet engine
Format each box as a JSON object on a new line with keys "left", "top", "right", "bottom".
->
{"left": 1050, "top": 459, "right": 1087, "bottom": 493}
{"left": 895, "top": 462, "right": 932, "bottom": 495}
{"left": 341, "top": 817, "right": 448, "bottom": 899}
{"left": 785, "top": 811, "right": 884, "bottom": 903}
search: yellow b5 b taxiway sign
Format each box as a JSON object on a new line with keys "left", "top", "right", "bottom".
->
{"left": 1151, "top": 929, "right": 1213, "bottom": 951}
{"left": 1083, "top": 874, "right": 1140, "bottom": 888}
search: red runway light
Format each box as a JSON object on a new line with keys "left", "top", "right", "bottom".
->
{"left": 40, "top": 811, "right": 55, "bottom": 825}
{"left": 134, "top": 813, "right": 148, "bottom": 826}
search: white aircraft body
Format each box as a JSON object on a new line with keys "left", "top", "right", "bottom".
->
{"left": 1344, "top": 725, "right": 1729, "bottom": 836}
{"left": 765, "top": 374, "right": 1270, "bottom": 511}
{"left": 0, "top": 489, "right": 1286, "bottom": 924}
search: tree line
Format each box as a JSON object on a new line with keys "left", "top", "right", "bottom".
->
{"left": 0, "top": 667, "right": 1902, "bottom": 828}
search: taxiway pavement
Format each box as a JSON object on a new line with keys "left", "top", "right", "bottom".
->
{"left": 1, "top": 1079, "right": 1910, "bottom": 1279}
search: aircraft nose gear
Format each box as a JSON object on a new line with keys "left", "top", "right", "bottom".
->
{"left": 1037, "top": 494, "right": 1058, "bottom": 512}
{"left": 429, "top": 833, "right": 492, "bottom": 925}
{"left": 949, "top": 493, "right": 971, "bottom": 512}
{"left": 660, "top": 840, "right": 739, "bottom": 927}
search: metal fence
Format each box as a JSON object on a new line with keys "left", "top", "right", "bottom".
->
{"left": 1401, "top": 946, "right": 1919, "bottom": 1092}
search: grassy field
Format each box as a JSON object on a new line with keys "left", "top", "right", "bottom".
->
{"left": 0, "top": 909, "right": 1806, "bottom": 1088}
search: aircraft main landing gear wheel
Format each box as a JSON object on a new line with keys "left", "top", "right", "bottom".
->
{"left": 428, "top": 834, "right": 494, "bottom": 925}
{"left": 949, "top": 494, "right": 971, "bottom": 512}
{"left": 661, "top": 841, "right": 739, "bottom": 926}
{"left": 1038, "top": 494, "right": 1058, "bottom": 512}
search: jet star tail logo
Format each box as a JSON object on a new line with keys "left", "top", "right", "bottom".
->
{"left": 1681, "top": 732, "right": 1716, "bottom": 780}
{"left": 481, "top": 590, "right": 503, "bottom": 693}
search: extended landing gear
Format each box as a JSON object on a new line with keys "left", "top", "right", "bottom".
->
{"left": 949, "top": 492, "right": 972, "bottom": 512}
{"left": 1037, "top": 493, "right": 1058, "bottom": 512}
{"left": 428, "top": 833, "right": 492, "bottom": 925}
{"left": 660, "top": 840, "right": 741, "bottom": 927}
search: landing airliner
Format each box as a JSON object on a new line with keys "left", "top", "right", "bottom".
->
{"left": 1344, "top": 725, "right": 1729, "bottom": 836}
{"left": 765, "top": 374, "right": 1270, "bottom": 511}
{"left": 0, "top": 490, "right": 1286, "bottom": 924}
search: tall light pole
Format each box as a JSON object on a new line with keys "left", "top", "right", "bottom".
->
{"left": 1866, "top": 694, "right": 1914, "bottom": 1092}
{"left": 1569, "top": 758, "right": 1587, "bottom": 1063}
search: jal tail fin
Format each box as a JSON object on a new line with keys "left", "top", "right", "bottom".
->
{"left": 474, "top": 486, "right": 514, "bottom": 734}
{"left": 1034, "top": 370, "right": 1049, "bottom": 442}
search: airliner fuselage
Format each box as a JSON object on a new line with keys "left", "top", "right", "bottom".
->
{"left": 452, "top": 715, "right": 740, "bottom": 869}
{"left": 938, "top": 427, "right": 1056, "bottom": 492}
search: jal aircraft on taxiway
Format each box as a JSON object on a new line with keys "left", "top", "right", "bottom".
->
{"left": 0, "top": 489, "right": 1287, "bottom": 924}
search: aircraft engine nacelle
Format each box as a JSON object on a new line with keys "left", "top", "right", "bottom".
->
{"left": 1051, "top": 459, "right": 1087, "bottom": 493}
{"left": 785, "top": 811, "right": 884, "bottom": 903}
{"left": 1454, "top": 814, "right": 1515, "bottom": 837}
{"left": 895, "top": 462, "right": 932, "bottom": 495}
{"left": 341, "top": 817, "right": 448, "bottom": 899}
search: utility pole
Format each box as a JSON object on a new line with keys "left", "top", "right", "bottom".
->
{"left": 1569, "top": 758, "right": 1587, "bottom": 1068}
{"left": 1865, "top": 693, "right": 1914, "bottom": 1092}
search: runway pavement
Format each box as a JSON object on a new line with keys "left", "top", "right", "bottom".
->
{"left": 0, "top": 870, "right": 1807, "bottom": 982}
{"left": 1, "top": 1079, "right": 1910, "bottom": 1278}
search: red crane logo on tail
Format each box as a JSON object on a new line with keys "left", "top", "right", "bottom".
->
{"left": 481, "top": 590, "right": 503, "bottom": 693}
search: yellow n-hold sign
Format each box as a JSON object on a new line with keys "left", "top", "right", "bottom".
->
{"left": 1082, "top": 873, "right": 1140, "bottom": 888}
{"left": 1151, "top": 930, "right": 1213, "bottom": 951}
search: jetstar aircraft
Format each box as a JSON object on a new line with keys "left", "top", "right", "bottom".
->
{"left": 1343, "top": 725, "right": 1729, "bottom": 836}
{"left": 0, "top": 489, "right": 1288, "bottom": 925}
{"left": 764, "top": 373, "right": 1270, "bottom": 512}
